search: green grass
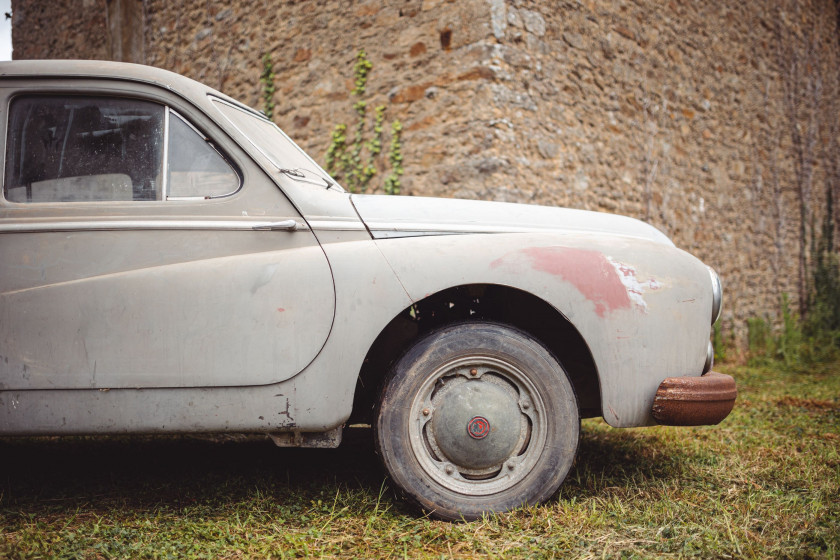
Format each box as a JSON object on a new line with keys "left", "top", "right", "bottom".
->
{"left": 2, "top": 361, "right": 838, "bottom": 559}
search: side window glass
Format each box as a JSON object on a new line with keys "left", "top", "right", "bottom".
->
{"left": 167, "top": 112, "right": 239, "bottom": 199}
{"left": 4, "top": 96, "right": 164, "bottom": 202}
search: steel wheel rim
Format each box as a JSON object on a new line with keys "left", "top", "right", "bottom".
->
{"left": 408, "top": 355, "right": 548, "bottom": 496}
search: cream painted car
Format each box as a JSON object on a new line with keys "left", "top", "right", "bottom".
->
{"left": 0, "top": 61, "right": 735, "bottom": 520}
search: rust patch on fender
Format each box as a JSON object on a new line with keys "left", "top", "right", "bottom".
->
{"left": 492, "top": 247, "right": 631, "bottom": 317}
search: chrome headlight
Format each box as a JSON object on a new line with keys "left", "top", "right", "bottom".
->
{"left": 708, "top": 266, "right": 722, "bottom": 325}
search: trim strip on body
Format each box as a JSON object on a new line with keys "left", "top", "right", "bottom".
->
{"left": 307, "top": 220, "right": 368, "bottom": 232}
{"left": 1, "top": 219, "right": 669, "bottom": 240}
{"left": 365, "top": 221, "right": 588, "bottom": 236}
{"left": 0, "top": 219, "right": 370, "bottom": 234}
{"left": 0, "top": 220, "right": 309, "bottom": 233}
{"left": 361, "top": 221, "right": 676, "bottom": 244}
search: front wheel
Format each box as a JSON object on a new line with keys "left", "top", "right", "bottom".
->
{"left": 375, "top": 322, "right": 579, "bottom": 521}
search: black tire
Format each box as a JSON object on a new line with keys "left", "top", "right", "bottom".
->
{"left": 375, "top": 321, "right": 579, "bottom": 521}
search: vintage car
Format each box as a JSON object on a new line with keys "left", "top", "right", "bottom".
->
{"left": 0, "top": 60, "right": 735, "bottom": 521}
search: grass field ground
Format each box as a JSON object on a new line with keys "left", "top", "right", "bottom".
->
{"left": 1, "top": 361, "right": 838, "bottom": 559}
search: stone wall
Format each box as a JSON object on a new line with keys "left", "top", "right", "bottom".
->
{"left": 11, "top": 0, "right": 840, "bottom": 342}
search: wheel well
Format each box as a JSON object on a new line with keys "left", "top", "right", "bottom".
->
{"left": 349, "top": 284, "right": 602, "bottom": 424}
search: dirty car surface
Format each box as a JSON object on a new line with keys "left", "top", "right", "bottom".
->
{"left": 0, "top": 61, "right": 735, "bottom": 521}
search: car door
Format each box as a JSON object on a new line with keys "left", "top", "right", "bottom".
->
{"left": 0, "top": 81, "right": 335, "bottom": 390}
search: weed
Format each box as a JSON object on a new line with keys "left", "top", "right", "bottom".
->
{"left": 805, "top": 213, "right": 840, "bottom": 360}
{"left": 713, "top": 317, "right": 737, "bottom": 363}
{"left": 778, "top": 292, "right": 803, "bottom": 366}
{"left": 259, "top": 53, "right": 275, "bottom": 121}
{"left": 745, "top": 292, "right": 840, "bottom": 368}
{"left": 325, "top": 50, "right": 403, "bottom": 194}
{"left": 746, "top": 316, "right": 773, "bottom": 362}
{"left": 384, "top": 120, "right": 403, "bottom": 195}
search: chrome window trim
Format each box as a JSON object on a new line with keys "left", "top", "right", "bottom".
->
{"left": 161, "top": 106, "right": 170, "bottom": 200}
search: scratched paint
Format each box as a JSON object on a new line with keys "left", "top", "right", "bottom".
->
{"left": 492, "top": 247, "right": 657, "bottom": 317}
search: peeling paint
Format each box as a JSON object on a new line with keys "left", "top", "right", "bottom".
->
{"left": 492, "top": 247, "right": 630, "bottom": 317}
{"left": 492, "top": 247, "right": 660, "bottom": 316}
{"left": 606, "top": 257, "right": 660, "bottom": 313}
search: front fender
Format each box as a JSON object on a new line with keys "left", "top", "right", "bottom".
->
{"left": 375, "top": 232, "right": 713, "bottom": 427}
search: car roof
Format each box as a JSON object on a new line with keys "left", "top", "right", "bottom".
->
{"left": 0, "top": 59, "right": 262, "bottom": 118}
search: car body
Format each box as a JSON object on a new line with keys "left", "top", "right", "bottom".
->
{"left": 0, "top": 61, "right": 735, "bottom": 520}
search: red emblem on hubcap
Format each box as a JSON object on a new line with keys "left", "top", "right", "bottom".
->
{"left": 467, "top": 416, "right": 490, "bottom": 439}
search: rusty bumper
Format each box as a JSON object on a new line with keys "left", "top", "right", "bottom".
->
{"left": 651, "top": 371, "right": 737, "bottom": 426}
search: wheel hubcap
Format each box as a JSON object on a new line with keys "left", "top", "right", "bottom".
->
{"left": 431, "top": 380, "right": 522, "bottom": 470}
{"left": 410, "top": 356, "right": 546, "bottom": 496}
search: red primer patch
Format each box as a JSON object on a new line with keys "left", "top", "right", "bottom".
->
{"left": 498, "top": 247, "right": 631, "bottom": 317}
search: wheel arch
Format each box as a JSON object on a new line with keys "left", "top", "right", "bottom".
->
{"left": 349, "top": 283, "right": 601, "bottom": 425}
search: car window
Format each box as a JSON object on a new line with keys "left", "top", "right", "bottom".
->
{"left": 4, "top": 95, "right": 239, "bottom": 203}
{"left": 167, "top": 111, "right": 239, "bottom": 199}
{"left": 4, "top": 96, "right": 164, "bottom": 202}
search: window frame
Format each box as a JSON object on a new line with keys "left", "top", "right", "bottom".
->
{"left": 211, "top": 96, "right": 340, "bottom": 192}
{"left": 2, "top": 92, "right": 243, "bottom": 205}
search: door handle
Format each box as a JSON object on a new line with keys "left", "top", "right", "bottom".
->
{"left": 252, "top": 220, "right": 299, "bottom": 231}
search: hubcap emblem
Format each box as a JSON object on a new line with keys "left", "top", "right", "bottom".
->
{"left": 467, "top": 416, "right": 490, "bottom": 439}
